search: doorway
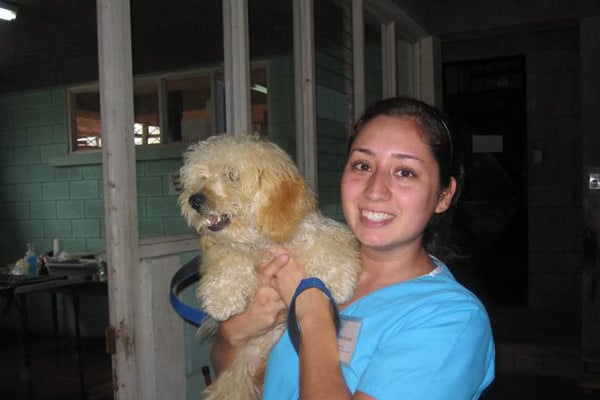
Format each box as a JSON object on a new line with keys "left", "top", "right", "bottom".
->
{"left": 443, "top": 56, "right": 528, "bottom": 307}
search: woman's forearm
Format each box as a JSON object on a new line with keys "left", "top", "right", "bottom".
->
{"left": 210, "top": 320, "right": 248, "bottom": 376}
{"left": 295, "top": 289, "right": 352, "bottom": 400}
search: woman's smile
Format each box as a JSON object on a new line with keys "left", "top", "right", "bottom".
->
{"left": 360, "top": 208, "right": 395, "bottom": 224}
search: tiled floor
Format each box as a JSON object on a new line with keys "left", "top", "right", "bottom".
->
{"left": 0, "top": 333, "right": 112, "bottom": 400}
{"left": 1, "top": 333, "right": 600, "bottom": 400}
{"left": 483, "top": 373, "right": 600, "bottom": 400}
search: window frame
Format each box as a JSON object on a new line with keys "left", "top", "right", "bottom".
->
{"left": 66, "top": 63, "right": 270, "bottom": 154}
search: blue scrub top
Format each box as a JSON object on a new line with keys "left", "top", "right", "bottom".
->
{"left": 263, "top": 258, "right": 495, "bottom": 399}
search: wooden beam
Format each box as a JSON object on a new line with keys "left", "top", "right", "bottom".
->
{"left": 96, "top": 1, "right": 140, "bottom": 398}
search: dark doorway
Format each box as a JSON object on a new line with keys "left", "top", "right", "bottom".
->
{"left": 443, "top": 56, "right": 528, "bottom": 307}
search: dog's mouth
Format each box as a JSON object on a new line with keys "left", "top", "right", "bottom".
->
{"left": 206, "top": 214, "right": 231, "bottom": 231}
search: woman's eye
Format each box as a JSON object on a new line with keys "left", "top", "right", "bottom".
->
{"left": 350, "top": 160, "right": 371, "bottom": 172}
{"left": 395, "top": 168, "right": 415, "bottom": 178}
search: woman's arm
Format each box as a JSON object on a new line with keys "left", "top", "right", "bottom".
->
{"left": 268, "top": 251, "right": 373, "bottom": 400}
{"left": 294, "top": 288, "right": 352, "bottom": 399}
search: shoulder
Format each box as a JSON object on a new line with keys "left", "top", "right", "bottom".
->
{"left": 344, "top": 262, "right": 492, "bottom": 338}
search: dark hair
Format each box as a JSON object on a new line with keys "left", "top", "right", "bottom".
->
{"left": 348, "top": 97, "right": 464, "bottom": 261}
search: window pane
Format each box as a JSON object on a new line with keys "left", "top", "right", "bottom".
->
{"left": 396, "top": 39, "right": 414, "bottom": 97}
{"left": 73, "top": 92, "right": 102, "bottom": 150}
{"left": 315, "top": 0, "right": 353, "bottom": 220}
{"left": 133, "top": 81, "right": 160, "bottom": 145}
{"left": 166, "top": 74, "right": 213, "bottom": 143}
{"left": 72, "top": 81, "right": 161, "bottom": 151}
{"left": 364, "top": 18, "right": 382, "bottom": 106}
{"left": 248, "top": 0, "right": 295, "bottom": 156}
{"left": 250, "top": 67, "right": 268, "bottom": 137}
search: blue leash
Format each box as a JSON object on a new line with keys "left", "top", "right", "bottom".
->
{"left": 287, "top": 277, "right": 340, "bottom": 354}
{"left": 169, "top": 255, "right": 208, "bottom": 326}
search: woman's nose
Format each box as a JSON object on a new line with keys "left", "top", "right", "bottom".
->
{"left": 364, "top": 169, "right": 391, "bottom": 201}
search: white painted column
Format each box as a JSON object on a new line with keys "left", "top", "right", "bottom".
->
{"left": 352, "top": 0, "right": 365, "bottom": 121}
{"left": 293, "top": 0, "right": 318, "bottom": 190}
{"left": 381, "top": 21, "right": 397, "bottom": 99}
{"left": 415, "top": 36, "right": 442, "bottom": 107}
{"left": 223, "top": 0, "right": 251, "bottom": 135}
{"left": 96, "top": 1, "right": 140, "bottom": 399}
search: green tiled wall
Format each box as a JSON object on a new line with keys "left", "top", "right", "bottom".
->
{"left": 0, "top": 87, "right": 190, "bottom": 265}
{"left": 0, "top": 56, "right": 301, "bottom": 266}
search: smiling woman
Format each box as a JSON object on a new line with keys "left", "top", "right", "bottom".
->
{"left": 213, "top": 97, "right": 495, "bottom": 400}
{"left": 343, "top": 97, "right": 461, "bottom": 261}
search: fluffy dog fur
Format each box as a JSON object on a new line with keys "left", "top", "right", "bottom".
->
{"left": 179, "top": 133, "right": 360, "bottom": 400}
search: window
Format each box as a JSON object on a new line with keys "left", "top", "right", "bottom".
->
{"left": 68, "top": 66, "right": 268, "bottom": 152}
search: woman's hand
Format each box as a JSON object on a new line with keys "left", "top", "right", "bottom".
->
{"left": 211, "top": 254, "right": 287, "bottom": 376}
{"left": 263, "top": 246, "right": 306, "bottom": 306}
{"left": 218, "top": 285, "right": 287, "bottom": 347}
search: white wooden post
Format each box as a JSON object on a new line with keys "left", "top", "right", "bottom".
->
{"left": 96, "top": 1, "right": 140, "bottom": 398}
{"left": 382, "top": 21, "right": 397, "bottom": 99}
{"left": 293, "top": 0, "right": 318, "bottom": 190}
{"left": 223, "top": 0, "right": 251, "bottom": 135}
{"left": 415, "top": 36, "right": 442, "bottom": 107}
{"left": 352, "top": 0, "right": 365, "bottom": 121}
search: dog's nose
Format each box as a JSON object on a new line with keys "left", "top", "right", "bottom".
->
{"left": 188, "top": 193, "right": 206, "bottom": 211}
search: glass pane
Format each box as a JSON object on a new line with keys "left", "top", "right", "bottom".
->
{"left": 133, "top": 81, "right": 160, "bottom": 145}
{"left": 396, "top": 39, "right": 413, "bottom": 97}
{"left": 248, "top": 0, "right": 295, "bottom": 157}
{"left": 364, "top": 18, "right": 382, "bottom": 106}
{"left": 73, "top": 92, "right": 102, "bottom": 150}
{"left": 250, "top": 67, "right": 268, "bottom": 137}
{"left": 314, "top": 0, "right": 354, "bottom": 220}
{"left": 165, "top": 74, "right": 213, "bottom": 143}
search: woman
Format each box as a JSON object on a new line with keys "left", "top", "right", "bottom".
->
{"left": 212, "top": 97, "right": 495, "bottom": 399}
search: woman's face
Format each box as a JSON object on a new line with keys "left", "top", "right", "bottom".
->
{"left": 341, "top": 115, "right": 456, "bottom": 253}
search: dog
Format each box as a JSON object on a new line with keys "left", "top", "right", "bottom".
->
{"left": 179, "top": 133, "right": 360, "bottom": 400}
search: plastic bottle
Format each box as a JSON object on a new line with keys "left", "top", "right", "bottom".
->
{"left": 26, "top": 243, "right": 38, "bottom": 277}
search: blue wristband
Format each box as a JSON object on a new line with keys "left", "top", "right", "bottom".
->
{"left": 286, "top": 277, "right": 340, "bottom": 354}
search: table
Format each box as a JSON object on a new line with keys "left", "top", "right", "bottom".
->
{"left": 0, "top": 274, "right": 103, "bottom": 400}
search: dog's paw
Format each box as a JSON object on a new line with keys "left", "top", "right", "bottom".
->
{"left": 198, "top": 285, "right": 250, "bottom": 321}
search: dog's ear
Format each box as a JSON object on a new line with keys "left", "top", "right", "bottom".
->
{"left": 257, "top": 176, "right": 316, "bottom": 243}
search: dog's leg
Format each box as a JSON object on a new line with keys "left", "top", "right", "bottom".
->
{"left": 297, "top": 217, "right": 361, "bottom": 304}
{"left": 202, "top": 325, "right": 284, "bottom": 400}
{"left": 197, "top": 249, "right": 259, "bottom": 321}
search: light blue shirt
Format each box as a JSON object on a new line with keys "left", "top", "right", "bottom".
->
{"left": 263, "top": 258, "right": 495, "bottom": 399}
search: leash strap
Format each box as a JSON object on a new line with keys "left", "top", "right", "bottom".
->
{"left": 169, "top": 255, "right": 208, "bottom": 326}
{"left": 287, "top": 277, "right": 340, "bottom": 354}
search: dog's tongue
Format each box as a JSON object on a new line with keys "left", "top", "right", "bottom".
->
{"left": 207, "top": 215, "right": 230, "bottom": 231}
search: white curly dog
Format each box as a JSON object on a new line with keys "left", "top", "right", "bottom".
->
{"left": 179, "top": 133, "right": 360, "bottom": 400}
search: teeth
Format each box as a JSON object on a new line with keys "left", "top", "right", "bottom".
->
{"left": 206, "top": 215, "right": 222, "bottom": 226}
{"left": 362, "top": 210, "right": 393, "bottom": 222}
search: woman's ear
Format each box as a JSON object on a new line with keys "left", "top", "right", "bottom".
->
{"left": 257, "top": 177, "right": 316, "bottom": 243}
{"left": 435, "top": 177, "right": 457, "bottom": 214}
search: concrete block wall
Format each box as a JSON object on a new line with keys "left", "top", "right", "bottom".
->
{"left": 0, "top": 87, "right": 191, "bottom": 266}
{"left": 527, "top": 41, "right": 583, "bottom": 311}
{"left": 443, "top": 26, "right": 584, "bottom": 313}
